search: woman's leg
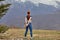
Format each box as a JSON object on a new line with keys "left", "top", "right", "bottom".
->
{"left": 25, "top": 26, "right": 28, "bottom": 37}
{"left": 29, "top": 23, "right": 33, "bottom": 37}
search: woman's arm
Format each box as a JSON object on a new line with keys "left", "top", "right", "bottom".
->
{"left": 24, "top": 17, "right": 28, "bottom": 27}
{"left": 28, "top": 17, "right": 32, "bottom": 23}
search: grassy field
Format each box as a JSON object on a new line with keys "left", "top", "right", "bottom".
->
{"left": 0, "top": 28, "right": 60, "bottom": 40}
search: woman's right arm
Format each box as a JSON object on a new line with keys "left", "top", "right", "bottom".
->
{"left": 25, "top": 17, "right": 27, "bottom": 24}
{"left": 24, "top": 17, "right": 28, "bottom": 27}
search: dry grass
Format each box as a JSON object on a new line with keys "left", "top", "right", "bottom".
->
{"left": 0, "top": 28, "right": 60, "bottom": 40}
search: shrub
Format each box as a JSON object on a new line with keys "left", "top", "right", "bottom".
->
{"left": 0, "top": 25, "right": 9, "bottom": 33}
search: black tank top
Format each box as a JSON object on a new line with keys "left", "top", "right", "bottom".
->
{"left": 26, "top": 16, "right": 31, "bottom": 20}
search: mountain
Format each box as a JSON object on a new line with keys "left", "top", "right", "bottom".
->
{"left": 0, "top": 1, "right": 60, "bottom": 30}
{"left": 32, "top": 14, "right": 60, "bottom": 30}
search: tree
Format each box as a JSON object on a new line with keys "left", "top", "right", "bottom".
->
{"left": 0, "top": 0, "right": 11, "bottom": 19}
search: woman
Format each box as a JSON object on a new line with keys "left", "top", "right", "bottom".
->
{"left": 24, "top": 10, "right": 33, "bottom": 39}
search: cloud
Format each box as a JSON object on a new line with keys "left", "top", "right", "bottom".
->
{"left": 28, "top": 0, "right": 57, "bottom": 6}
{"left": 15, "top": 0, "right": 53, "bottom": 4}
{"left": 6, "top": 0, "right": 60, "bottom": 7}
{"left": 56, "top": 0, "right": 60, "bottom": 2}
{"left": 15, "top": 0, "right": 26, "bottom": 2}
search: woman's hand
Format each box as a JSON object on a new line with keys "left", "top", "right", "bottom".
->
{"left": 24, "top": 23, "right": 28, "bottom": 28}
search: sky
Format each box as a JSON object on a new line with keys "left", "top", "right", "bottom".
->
{"left": 14, "top": 0, "right": 60, "bottom": 7}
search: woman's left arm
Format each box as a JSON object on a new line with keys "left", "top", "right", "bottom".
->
{"left": 28, "top": 17, "right": 32, "bottom": 23}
